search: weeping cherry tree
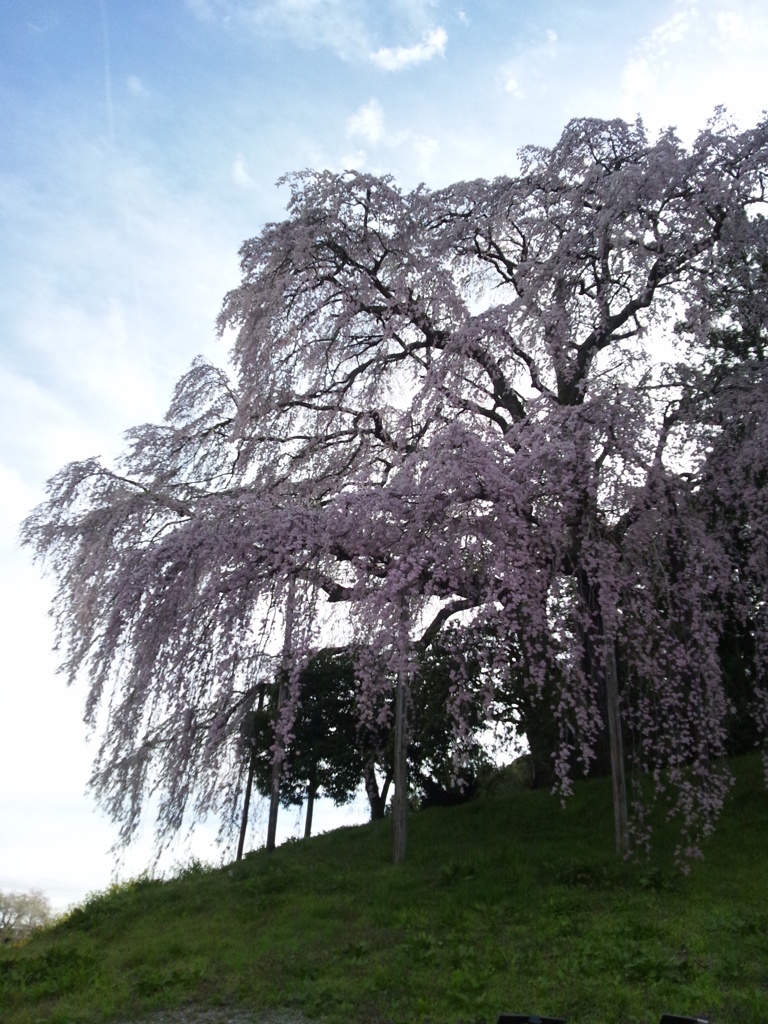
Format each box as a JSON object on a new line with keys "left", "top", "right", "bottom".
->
{"left": 22, "top": 111, "right": 768, "bottom": 866}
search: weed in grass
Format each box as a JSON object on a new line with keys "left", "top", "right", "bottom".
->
{"left": 553, "top": 858, "right": 620, "bottom": 890}
{"left": 0, "top": 943, "right": 99, "bottom": 1000}
{"left": 131, "top": 957, "right": 208, "bottom": 1000}
{"left": 435, "top": 859, "right": 477, "bottom": 887}
{"left": 708, "top": 907, "right": 768, "bottom": 937}
{"left": 634, "top": 866, "right": 680, "bottom": 893}
{"left": 391, "top": 905, "right": 431, "bottom": 932}
{"left": 446, "top": 960, "right": 490, "bottom": 1015}
{"left": 339, "top": 939, "right": 369, "bottom": 961}
{"left": 405, "top": 929, "right": 444, "bottom": 964}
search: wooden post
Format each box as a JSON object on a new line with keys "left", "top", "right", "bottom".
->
{"left": 236, "top": 686, "right": 266, "bottom": 861}
{"left": 236, "top": 749, "right": 256, "bottom": 862}
{"left": 392, "top": 596, "right": 409, "bottom": 864}
{"left": 304, "top": 774, "right": 317, "bottom": 840}
{"left": 605, "top": 634, "right": 629, "bottom": 856}
{"left": 267, "top": 577, "right": 296, "bottom": 853}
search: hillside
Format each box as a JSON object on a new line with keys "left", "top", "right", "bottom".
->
{"left": 1, "top": 753, "right": 767, "bottom": 1024}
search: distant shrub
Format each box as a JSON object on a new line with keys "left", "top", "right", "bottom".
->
{"left": 171, "top": 857, "right": 210, "bottom": 881}
{"left": 477, "top": 754, "right": 536, "bottom": 798}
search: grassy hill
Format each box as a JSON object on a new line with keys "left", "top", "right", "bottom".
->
{"left": 1, "top": 753, "right": 767, "bottom": 1024}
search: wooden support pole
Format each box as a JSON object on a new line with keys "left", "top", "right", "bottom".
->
{"left": 267, "top": 576, "right": 296, "bottom": 853}
{"left": 392, "top": 596, "right": 409, "bottom": 864}
{"left": 605, "top": 634, "right": 629, "bottom": 856}
{"left": 236, "top": 750, "right": 256, "bottom": 862}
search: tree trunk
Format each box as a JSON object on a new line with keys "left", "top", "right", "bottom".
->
{"left": 392, "top": 597, "right": 410, "bottom": 864}
{"left": 380, "top": 772, "right": 392, "bottom": 812}
{"left": 363, "top": 764, "right": 390, "bottom": 820}
{"left": 267, "top": 576, "right": 296, "bottom": 853}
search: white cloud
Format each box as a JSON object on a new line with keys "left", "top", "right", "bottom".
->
{"left": 716, "top": 10, "right": 749, "bottom": 44}
{"left": 370, "top": 26, "right": 447, "bottom": 71}
{"left": 387, "top": 0, "right": 440, "bottom": 21}
{"left": 411, "top": 134, "right": 439, "bottom": 168}
{"left": 287, "top": 2, "right": 371, "bottom": 59}
{"left": 346, "top": 99, "right": 385, "bottom": 144}
{"left": 621, "top": 56, "right": 654, "bottom": 100}
{"left": 185, "top": 0, "right": 370, "bottom": 60}
{"left": 337, "top": 148, "right": 366, "bottom": 171}
{"left": 650, "top": 4, "right": 695, "bottom": 47}
{"left": 183, "top": 1, "right": 449, "bottom": 68}
{"left": 504, "top": 74, "right": 522, "bottom": 97}
{"left": 498, "top": 25, "right": 558, "bottom": 101}
{"left": 232, "top": 153, "right": 257, "bottom": 188}
{"left": 342, "top": 98, "right": 439, "bottom": 176}
{"left": 618, "top": 0, "right": 768, "bottom": 141}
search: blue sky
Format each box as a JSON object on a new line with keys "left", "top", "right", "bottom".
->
{"left": 1, "top": 0, "right": 767, "bottom": 911}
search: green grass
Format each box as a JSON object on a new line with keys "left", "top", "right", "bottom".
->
{"left": 2, "top": 752, "right": 767, "bottom": 1024}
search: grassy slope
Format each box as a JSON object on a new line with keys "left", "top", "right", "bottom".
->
{"left": 1, "top": 753, "right": 767, "bottom": 1024}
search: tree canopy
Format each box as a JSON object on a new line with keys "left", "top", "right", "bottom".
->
{"left": 22, "top": 111, "right": 768, "bottom": 865}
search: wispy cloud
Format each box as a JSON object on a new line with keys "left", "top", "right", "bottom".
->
{"left": 503, "top": 75, "right": 521, "bottom": 98}
{"left": 716, "top": 10, "right": 750, "bottom": 43}
{"left": 26, "top": 15, "right": 59, "bottom": 34}
{"left": 1, "top": 143, "right": 242, "bottom": 483}
{"left": 647, "top": 2, "right": 695, "bottom": 48}
{"left": 619, "top": 0, "right": 768, "bottom": 140}
{"left": 343, "top": 98, "right": 439, "bottom": 176}
{"left": 232, "top": 153, "right": 257, "bottom": 188}
{"left": 370, "top": 26, "right": 447, "bottom": 71}
{"left": 498, "top": 26, "right": 558, "bottom": 99}
{"left": 183, "top": 1, "right": 449, "bottom": 68}
{"left": 126, "top": 75, "right": 149, "bottom": 98}
{"left": 183, "top": 0, "right": 221, "bottom": 21}
{"left": 184, "top": 0, "right": 369, "bottom": 59}
{"left": 346, "top": 99, "right": 385, "bottom": 144}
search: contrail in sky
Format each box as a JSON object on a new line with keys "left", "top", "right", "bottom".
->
{"left": 98, "top": 0, "right": 148, "bottom": 361}
{"left": 99, "top": 0, "right": 116, "bottom": 148}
